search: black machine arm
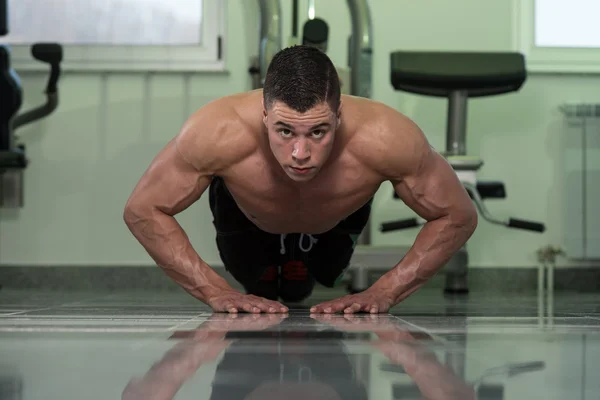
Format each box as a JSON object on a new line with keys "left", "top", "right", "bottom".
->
{"left": 463, "top": 182, "right": 545, "bottom": 232}
{"left": 12, "top": 43, "right": 63, "bottom": 131}
{"left": 0, "top": 42, "right": 62, "bottom": 172}
{"left": 380, "top": 181, "right": 546, "bottom": 234}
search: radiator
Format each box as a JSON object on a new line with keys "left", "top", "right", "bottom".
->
{"left": 560, "top": 103, "right": 600, "bottom": 260}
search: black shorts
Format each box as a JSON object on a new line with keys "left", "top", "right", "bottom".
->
{"left": 208, "top": 176, "right": 372, "bottom": 288}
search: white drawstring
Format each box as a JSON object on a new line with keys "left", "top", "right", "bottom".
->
{"left": 280, "top": 234, "right": 318, "bottom": 255}
{"left": 280, "top": 234, "right": 287, "bottom": 254}
{"left": 299, "top": 233, "right": 318, "bottom": 252}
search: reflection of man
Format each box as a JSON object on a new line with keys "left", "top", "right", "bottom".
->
{"left": 122, "top": 314, "right": 476, "bottom": 400}
{"left": 314, "top": 315, "right": 477, "bottom": 400}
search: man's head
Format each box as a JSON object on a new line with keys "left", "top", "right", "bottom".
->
{"left": 262, "top": 45, "right": 342, "bottom": 182}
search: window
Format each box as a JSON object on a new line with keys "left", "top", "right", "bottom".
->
{"left": 535, "top": 0, "right": 600, "bottom": 48}
{"left": 514, "top": 0, "right": 600, "bottom": 73}
{"left": 4, "top": 0, "right": 226, "bottom": 72}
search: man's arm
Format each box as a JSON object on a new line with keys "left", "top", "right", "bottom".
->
{"left": 372, "top": 111, "right": 478, "bottom": 304}
{"left": 123, "top": 111, "right": 236, "bottom": 303}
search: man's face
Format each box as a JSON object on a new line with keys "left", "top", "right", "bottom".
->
{"left": 263, "top": 100, "right": 340, "bottom": 183}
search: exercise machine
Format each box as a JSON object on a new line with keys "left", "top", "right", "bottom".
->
{"left": 378, "top": 51, "right": 546, "bottom": 293}
{"left": 249, "top": 0, "right": 373, "bottom": 100}
{"left": 249, "top": 0, "right": 283, "bottom": 90}
{"left": 0, "top": 0, "right": 63, "bottom": 289}
{"left": 0, "top": 4, "right": 63, "bottom": 208}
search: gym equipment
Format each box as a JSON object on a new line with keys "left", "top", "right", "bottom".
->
{"left": 249, "top": 0, "right": 373, "bottom": 98}
{"left": 346, "top": 0, "right": 373, "bottom": 99}
{"left": 249, "top": 0, "right": 283, "bottom": 90}
{"left": 0, "top": 1, "right": 63, "bottom": 208}
{"left": 379, "top": 51, "right": 546, "bottom": 293}
{"left": 342, "top": 1, "right": 413, "bottom": 294}
{"left": 302, "top": 18, "right": 329, "bottom": 53}
{"left": 0, "top": 0, "right": 6, "bottom": 36}
{"left": 386, "top": 359, "right": 545, "bottom": 399}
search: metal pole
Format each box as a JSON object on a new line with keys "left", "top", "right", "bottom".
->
{"left": 258, "top": 0, "right": 282, "bottom": 88}
{"left": 346, "top": 0, "right": 373, "bottom": 100}
{"left": 446, "top": 90, "right": 468, "bottom": 156}
{"left": 347, "top": 0, "right": 373, "bottom": 247}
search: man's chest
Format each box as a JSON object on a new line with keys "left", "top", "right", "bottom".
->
{"left": 222, "top": 158, "right": 381, "bottom": 234}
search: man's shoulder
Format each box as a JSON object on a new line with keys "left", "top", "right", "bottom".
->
{"left": 343, "top": 96, "right": 415, "bottom": 134}
{"left": 175, "top": 92, "right": 261, "bottom": 173}
{"left": 346, "top": 98, "right": 431, "bottom": 180}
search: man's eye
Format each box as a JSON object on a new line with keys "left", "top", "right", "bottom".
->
{"left": 279, "top": 129, "right": 293, "bottom": 137}
{"left": 312, "top": 130, "right": 324, "bottom": 138}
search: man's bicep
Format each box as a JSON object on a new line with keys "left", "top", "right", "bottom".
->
{"left": 392, "top": 149, "right": 473, "bottom": 222}
{"left": 126, "top": 138, "right": 212, "bottom": 216}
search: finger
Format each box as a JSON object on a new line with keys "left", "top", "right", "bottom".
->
{"left": 240, "top": 302, "right": 260, "bottom": 313}
{"left": 281, "top": 302, "right": 290, "bottom": 313}
{"left": 311, "top": 302, "right": 331, "bottom": 314}
{"left": 251, "top": 296, "right": 286, "bottom": 313}
{"left": 254, "top": 301, "right": 275, "bottom": 313}
{"left": 377, "top": 301, "right": 390, "bottom": 313}
{"left": 223, "top": 303, "right": 238, "bottom": 313}
{"left": 369, "top": 303, "right": 379, "bottom": 314}
{"left": 258, "top": 300, "right": 283, "bottom": 313}
{"left": 246, "top": 296, "right": 280, "bottom": 313}
{"left": 270, "top": 301, "right": 289, "bottom": 313}
{"left": 320, "top": 300, "right": 343, "bottom": 313}
{"left": 243, "top": 296, "right": 267, "bottom": 313}
{"left": 310, "top": 302, "right": 328, "bottom": 313}
{"left": 251, "top": 301, "right": 273, "bottom": 313}
{"left": 344, "top": 303, "right": 362, "bottom": 314}
{"left": 330, "top": 299, "right": 353, "bottom": 313}
{"left": 323, "top": 304, "right": 336, "bottom": 313}
{"left": 265, "top": 304, "right": 278, "bottom": 313}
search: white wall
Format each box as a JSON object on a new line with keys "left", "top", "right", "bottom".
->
{"left": 1, "top": 0, "right": 599, "bottom": 270}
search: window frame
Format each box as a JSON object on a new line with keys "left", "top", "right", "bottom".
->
{"left": 513, "top": 0, "right": 600, "bottom": 74}
{"left": 8, "top": 0, "right": 227, "bottom": 73}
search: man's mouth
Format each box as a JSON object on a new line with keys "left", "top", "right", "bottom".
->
{"left": 290, "top": 166, "right": 313, "bottom": 174}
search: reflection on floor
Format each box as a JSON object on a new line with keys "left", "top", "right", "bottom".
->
{"left": 1, "top": 288, "right": 600, "bottom": 400}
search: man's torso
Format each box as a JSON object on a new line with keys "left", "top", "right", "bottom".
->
{"left": 207, "top": 90, "right": 391, "bottom": 235}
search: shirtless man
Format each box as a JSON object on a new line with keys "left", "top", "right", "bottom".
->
{"left": 123, "top": 45, "right": 478, "bottom": 314}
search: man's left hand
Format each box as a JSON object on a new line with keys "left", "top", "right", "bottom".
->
{"left": 310, "top": 288, "right": 395, "bottom": 314}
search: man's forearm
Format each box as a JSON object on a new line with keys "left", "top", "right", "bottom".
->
{"left": 376, "top": 213, "right": 477, "bottom": 304}
{"left": 123, "top": 206, "right": 231, "bottom": 302}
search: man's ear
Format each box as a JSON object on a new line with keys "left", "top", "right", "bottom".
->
{"left": 261, "top": 98, "right": 268, "bottom": 124}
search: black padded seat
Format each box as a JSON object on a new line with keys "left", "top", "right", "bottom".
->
{"left": 390, "top": 51, "right": 527, "bottom": 98}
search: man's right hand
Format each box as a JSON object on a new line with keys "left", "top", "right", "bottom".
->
{"left": 207, "top": 289, "right": 289, "bottom": 314}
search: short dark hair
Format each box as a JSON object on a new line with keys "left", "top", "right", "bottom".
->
{"left": 263, "top": 45, "right": 341, "bottom": 113}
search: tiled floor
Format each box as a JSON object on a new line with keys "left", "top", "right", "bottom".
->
{"left": 1, "top": 288, "right": 599, "bottom": 400}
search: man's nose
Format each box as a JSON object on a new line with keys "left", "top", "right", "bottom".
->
{"left": 292, "top": 140, "right": 310, "bottom": 161}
